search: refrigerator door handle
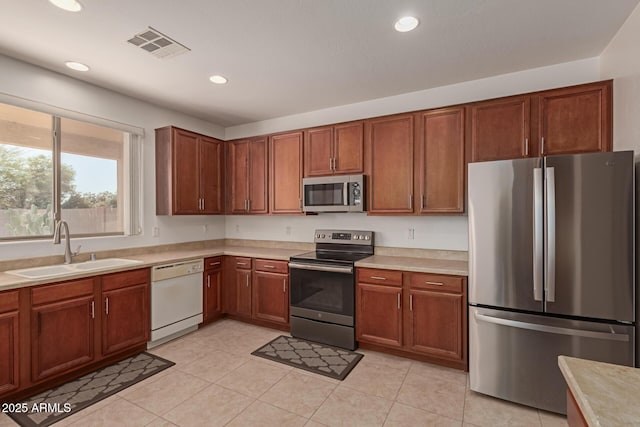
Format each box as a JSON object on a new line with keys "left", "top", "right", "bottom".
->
{"left": 533, "top": 168, "right": 543, "bottom": 301}
{"left": 545, "top": 167, "right": 556, "bottom": 302}
{"left": 474, "top": 312, "right": 629, "bottom": 342}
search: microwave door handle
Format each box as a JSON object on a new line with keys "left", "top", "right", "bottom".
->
{"left": 343, "top": 182, "right": 349, "bottom": 206}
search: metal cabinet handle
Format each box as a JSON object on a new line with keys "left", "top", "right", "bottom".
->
{"left": 410, "top": 294, "right": 413, "bottom": 311}
{"left": 248, "top": 199, "right": 251, "bottom": 211}
{"left": 329, "top": 158, "right": 332, "bottom": 171}
{"left": 370, "top": 276, "right": 387, "bottom": 280}
{"left": 202, "top": 198, "right": 205, "bottom": 210}
{"left": 237, "top": 262, "right": 247, "bottom": 266}
{"left": 105, "top": 297, "right": 109, "bottom": 315}
{"left": 397, "top": 293, "right": 401, "bottom": 309}
{"left": 283, "top": 279, "right": 287, "bottom": 293}
{"left": 409, "top": 194, "right": 413, "bottom": 210}
{"left": 421, "top": 194, "right": 425, "bottom": 210}
{"left": 525, "top": 138, "right": 529, "bottom": 156}
{"left": 263, "top": 265, "right": 275, "bottom": 269}
{"left": 299, "top": 198, "right": 302, "bottom": 209}
{"left": 209, "top": 261, "right": 221, "bottom": 267}
{"left": 91, "top": 301, "right": 95, "bottom": 319}
{"left": 333, "top": 157, "right": 337, "bottom": 171}
{"left": 541, "top": 137, "right": 545, "bottom": 155}
{"left": 425, "top": 281, "right": 444, "bottom": 286}
{"left": 207, "top": 275, "right": 211, "bottom": 288}
{"left": 246, "top": 275, "right": 249, "bottom": 287}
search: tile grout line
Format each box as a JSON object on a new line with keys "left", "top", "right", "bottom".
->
{"left": 379, "top": 358, "right": 415, "bottom": 425}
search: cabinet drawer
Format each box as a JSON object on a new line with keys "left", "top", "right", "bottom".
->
{"left": 0, "top": 290, "right": 19, "bottom": 313}
{"left": 204, "top": 256, "right": 223, "bottom": 270}
{"left": 409, "top": 273, "right": 463, "bottom": 293}
{"left": 234, "top": 257, "right": 252, "bottom": 270}
{"left": 357, "top": 268, "right": 402, "bottom": 287}
{"left": 102, "top": 268, "right": 150, "bottom": 292}
{"left": 32, "top": 278, "right": 95, "bottom": 306}
{"left": 254, "top": 259, "right": 288, "bottom": 274}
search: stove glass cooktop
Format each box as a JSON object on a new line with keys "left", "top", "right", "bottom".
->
{"left": 290, "top": 250, "right": 372, "bottom": 264}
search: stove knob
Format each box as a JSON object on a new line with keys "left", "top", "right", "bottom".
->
{"left": 316, "top": 233, "right": 321, "bottom": 239}
{"left": 364, "top": 235, "right": 370, "bottom": 241}
{"left": 321, "top": 234, "right": 326, "bottom": 239}
{"left": 354, "top": 235, "right": 360, "bottom": 240}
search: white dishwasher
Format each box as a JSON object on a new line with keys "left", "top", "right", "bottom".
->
{"left": 149, "top": 259, "right": 204, "bottom": 348}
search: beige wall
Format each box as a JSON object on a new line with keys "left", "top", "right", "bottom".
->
{"left": 600, "top": 3, "right": 640, "bottom": 155}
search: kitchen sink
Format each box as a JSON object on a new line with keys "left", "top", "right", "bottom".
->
{"left": 72, "top": 258, "right": 143, "bottom": 270}
{"left": 6, "top": 258, "right": 143, "bottom": 279}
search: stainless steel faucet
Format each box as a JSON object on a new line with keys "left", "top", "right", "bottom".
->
{"left": 53, "top": 220, "right": 80, "bottom": 264}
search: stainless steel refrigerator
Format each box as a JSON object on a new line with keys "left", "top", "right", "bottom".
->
{"left": 468, "top": 150, "right": 635, "bottom": 414}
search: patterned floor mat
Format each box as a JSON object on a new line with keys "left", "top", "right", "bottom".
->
{"left": 251, "top": 335, "right": 363, "bottom": 380}
{"left": 6, "top": 352, "right": 174, "bottom": 427}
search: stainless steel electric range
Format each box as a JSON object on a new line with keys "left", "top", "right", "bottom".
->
{"left": 288, "top": 229, "right": 374, "bottom": 350}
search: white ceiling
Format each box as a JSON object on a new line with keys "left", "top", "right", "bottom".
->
{"left": 0, "top": 0, "right": 638, "bottom": 127}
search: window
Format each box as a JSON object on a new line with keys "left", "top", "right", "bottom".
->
{"left": 0, "top": 102, "right": 141, "bottom": 240}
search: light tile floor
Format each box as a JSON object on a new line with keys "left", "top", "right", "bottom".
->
{"left": 0, "top": 319, "right": 568, "bottom": 426}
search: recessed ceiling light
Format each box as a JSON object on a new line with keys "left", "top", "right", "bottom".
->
{"left": 49, "top": 0, "right": 83, "bottom": 12}
{"left": 65, "top": 61, "right": 90, "bottom": 72}
{"left": 209, "top": 75, "right": 228, "bottom": 84}
{"left": 394, "top": 16, "right": 419, "bottom": 32}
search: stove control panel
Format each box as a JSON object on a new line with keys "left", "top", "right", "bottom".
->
{"left": 314, "top": 230, "right": 374, "bottom": 245}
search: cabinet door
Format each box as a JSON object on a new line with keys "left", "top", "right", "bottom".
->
{"left": 417, "top": 107, "right": 465, "bottom": 213}
{"left": 366, "top": 114, "right": 415, "bottom": 214}
{"left": 31, "top": 296, "right": 95, "bottom": 382}
{"left": 102, "top": 283, "right": 149, "bottom": 356}
{"left": 227, "top": 141, "right": 250, "bottom": 213}
{"left": 539, "top": 81, "right": 612, "bottom": 156}
{"left": 334, "top": 121, "right": 364, "bottom": 174}
{"left": 0, "top": 311, "right": 19, "bottom": 395}
{"left": 470, "top": 97, "right": 531, "bottom": 162}
{"left": 236, "top": 270, "right": 252, "bottom": 317}
{"left": 204, "top": 269, "right": 223, "bottom": 321}
{"left": 270, "top": 132, "right": 303, "bottom": 214}
{"left": 172, "top": 129, "right": 201, "bottom": 214}
{"left": 356, "top": 283, "right": 402, "bottom": 348}
{"left": 248, "top": 138, "right": 268, "bottom": 213}
{"left": 304, "top": 127, "right": 333, "bottom": 177}
{"left": 200, "top": 136, "right": 224, "bottom": 214}
{"left": 406, "top": 289, "right": 463, "bottom": 361}
{"left": 253, "top": 272, "right": 288, "bottom": 324}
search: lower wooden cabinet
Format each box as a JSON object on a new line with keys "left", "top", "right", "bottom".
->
{"left": 203, "top": 257, "right": 223, "bottom": 323}
{"left": 356, "top": 283, "right": 402, "bottom": 348}
{"left": 30, "top": 278, "right": 96, "bottom": 382}
{"left": 253, "top": 260, "right": 289, "bottom": 325}
{"left": 356, "top": 268, "right": 467, "bottom": 370}
{"left": 222, "top": 256, "right": 290, "bottom": 327}
{"left": 0, "top": 290, "right": 20, "bottom": 395}
{"left": 101, "top": 269, "right": 150, "bottom": 356}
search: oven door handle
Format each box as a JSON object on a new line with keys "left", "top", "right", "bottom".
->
{"left": 288, "top": 262, "right": 353, "bottom": 274}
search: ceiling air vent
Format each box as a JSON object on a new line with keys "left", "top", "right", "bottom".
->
{"left": 127, "top": 27, "right": 190, "bottom": 59}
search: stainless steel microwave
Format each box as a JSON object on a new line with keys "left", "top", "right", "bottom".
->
{"left": 302, "top": 175, "right": 365, "bottom": 213}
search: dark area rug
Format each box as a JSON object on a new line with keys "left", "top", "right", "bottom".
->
{"left": 6, "top": 352, "right": 174, "bottom": 427}
{"left": 252, "top": 335, "right": 363, "bottom": 380}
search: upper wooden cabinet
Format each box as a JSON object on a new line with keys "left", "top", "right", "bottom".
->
{"left": 469, "top": 80, "right": 612, "bottom": 162}
{"left": 270, "top": 132, "right": 303, "bottom": 214}
{"left": 304, "top": 121, "right": 364, "bottom": 176}
{"left": 538, "top": 80, "right": 612, "bottom": 156}
{"left": 227, "top": 137, "right": 268, "bottom": 214}
{"left": 416, "top": 107, "right": 465, "bottom": 213}
{"left": 366, "top": 114, "right": 415, "bottom": 214}
{"left": 155, "top": 126, "right": 224, "bottom": 215}
{"left": 469, "top": 96, "right": 531, "bottom": 162}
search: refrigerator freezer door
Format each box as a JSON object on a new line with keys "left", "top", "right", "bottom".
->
{"left": 468, "top": 157, "right": 544, "bottom": 312}
{"left": 544, "top": 151, "right": 634, "bottom": 322}
{"left": 469, "top": 306, "right": 634, "bottom": 414}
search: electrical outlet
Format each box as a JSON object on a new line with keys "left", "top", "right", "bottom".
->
{"left": 203, "top": 224, "right": 208, "bottom": 233}
{"left": 285, "top": 226, "right": 291, "bottom": 235}
{"left": 235, "top": 224, "right": 240, "bottom": 233}
{"left": 408, "top": 228, "right": 415, "bottom": 240}
{"left": 152, "top": 226, "right": 159, "bottom": 237}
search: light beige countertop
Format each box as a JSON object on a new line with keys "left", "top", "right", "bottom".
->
{"left": 0, "top": 246, "right": 306, "bottom": 291}
{"left": 355, "top": 255, "right": 468, "bottom": 276}
{"left": 0, "top": 241, "right": 469, "bottom": 290}
{"left": 558, "top": 355, "right": 640, "bottom": 426}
